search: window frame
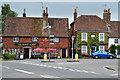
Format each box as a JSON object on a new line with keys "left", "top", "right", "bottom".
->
{"left": 32, "top": 37, "right": 38, "bottom": 42}
{"left": 53, "top": 38, "right": 59, "bottom": 43}
{"left": 81, "top": 45, "right": 87, "bottom": 53}
{"left": 99, "top": 46, "right": 105, "bottom": 51}
{"left": 81, "top": 33, "right": 87, "bottom": 41}
{"left": 99, "top": 33, "right": 105, "bottom": 41}
{"left": 114, "top": 39, "right": 118, "bottom": 43}
{"left": 13, "top": 37, "right": 19, "bottom": 42}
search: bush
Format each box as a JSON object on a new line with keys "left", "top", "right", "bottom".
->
{"left": 109, "top": 44, "right": 117, "bottom": 54}
{"left": 3, "top": 53, "right": 16, "bottom": 60}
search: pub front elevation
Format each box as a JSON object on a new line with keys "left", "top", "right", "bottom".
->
{"left": 2, "top": 8, "right": 69, "bottom": 59}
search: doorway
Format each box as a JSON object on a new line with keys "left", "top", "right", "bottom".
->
{"left": 62, "top": 48, "right": 66, "bottom": 58}
{"left": 91, "top": 45, "right": 96, "bottom": 54}
{"left": 24, "top": 48, "right": 29, "bottom": 59}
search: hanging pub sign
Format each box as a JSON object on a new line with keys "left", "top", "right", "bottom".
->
{"left": 15, "top": 43, "right": 39, "bottom": 46}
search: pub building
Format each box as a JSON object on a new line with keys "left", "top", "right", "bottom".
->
{"left": 2, "top": 8, "right": 69, "bottom": 59}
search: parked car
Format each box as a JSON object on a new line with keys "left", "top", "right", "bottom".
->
{"left": 91, "top": 51, "right": 115, "bottom": 59}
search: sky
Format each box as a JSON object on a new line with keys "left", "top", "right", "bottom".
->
{"left": 0, "top": 1, "right": 119, "bottom": 24}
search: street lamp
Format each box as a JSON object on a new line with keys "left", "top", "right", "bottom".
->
{"left": 72, "top": 35, "right": 75, "bottom": 59}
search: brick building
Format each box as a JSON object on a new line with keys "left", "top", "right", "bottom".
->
{"left": 2, "top": 8, "right": 69, "bottom": 59}
{"left": 70, "top": 8, "right": 110, "bottom": 56}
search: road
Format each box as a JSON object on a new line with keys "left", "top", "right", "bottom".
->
{"left": 1, "top": 59, "right": 119, "bottom": 79}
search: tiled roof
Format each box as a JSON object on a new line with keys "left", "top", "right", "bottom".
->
{"left": 74, "top": 15, "right": 108, "bottom": 32}
{"left": 109, "top": 21, "right": 120, "bottom": 38}
{"left": 3, "top": 17, "right": 69, "bottom": 37}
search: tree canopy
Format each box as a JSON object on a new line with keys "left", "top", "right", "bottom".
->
{"left": 1, "top": 4, "right": 18, "bottom": 17}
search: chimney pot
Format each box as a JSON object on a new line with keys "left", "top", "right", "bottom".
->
{"left": 74, "top": 8, "right": 77, "bottom": 21}
{"left": 43, "top": 10, "right": 45, "bottom": 13}
{"left": 108, "top": 8, "right": 110, "bottom": 13}
{"left": 46, "top": 7, "right": 48, "bottom": 13}
{"left": 23, "top": 8, "right": 26, "bottom": 17}
{"left": 74, "top": 9, "right": 77, "bottom": 13}
{"left": 24, "top": 8, "right": 26, "bottom": 13}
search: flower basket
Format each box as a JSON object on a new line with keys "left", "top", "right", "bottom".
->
{"left": 105, "top": 49, "right": 109, "bottom": 50}
{"left": 82, "top": 40, "right": 86, "bottom": 42}
{"left": 100, "top": 41, "right": 104, "bottom": 43}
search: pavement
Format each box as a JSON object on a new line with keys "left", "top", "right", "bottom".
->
{"left": 1, "top": 59, "right": 119, "bottom": 78}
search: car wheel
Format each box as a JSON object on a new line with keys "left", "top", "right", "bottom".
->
{"left": 94, "top": 55, "right": 99, "bottom": 59}
{"left": 109, "top": 55, "right": 113, "bottom": 59}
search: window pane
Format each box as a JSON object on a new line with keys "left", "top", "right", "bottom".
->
{"left": 82, "top": 33, "right": 87, "bottom": 41}
{"left": 99, "top": 46, "right": 104, "bottom": 51}
{"left": 82, "top": 46, "right": 87, "bottom": 53}
{"left": 13, "top": 37, "right": 19, "bottom": 42}
{"left": 115, "top": 39, "right": 118, "bottom": 43}
{"left": 32, "top": 37, "right": 38, "bottom": 42}
{"left": 54, "top": 38, "right": 59, "bottom": 43}
{"left": 99, "top": 33, "right": 104, "bottom": 41}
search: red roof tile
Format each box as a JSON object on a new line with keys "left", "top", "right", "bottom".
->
{"left": 74, "top": 15, "right": 108, "bottom": 32}
{"left": 3, "top": 17, "right": 69, "bottom": 37}
{"left": 109, "top": 21, "right": 120, "bottom": 38}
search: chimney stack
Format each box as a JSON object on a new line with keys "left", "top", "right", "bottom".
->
{"left": 103, "top": 8, "right": 111, "bottom": 24}
{"left": 23, "top": 8, "right": 26, "bottom": 17}
{"left": 43, "top": 7, "right": 48, "bottom": 27}
{"left": 74, "top": 8, "right": 77, "bottom": 21}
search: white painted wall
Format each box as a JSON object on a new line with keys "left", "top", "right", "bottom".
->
{"left": 109, "top": 38, "right": 120, "bottom": 55}
{"left": 108, "top": 38, "right": 120, "bottom": 48}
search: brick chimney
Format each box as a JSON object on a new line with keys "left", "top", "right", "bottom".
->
{"left": 74, "top": 8, "right": 77, "bottom": 21}
{"left": 43, "top": 7, "right": 48, "bottom": 27}
{"left": 23, "top": 8, "right": 26, "bottom": 17}
{"left": 103, "top": 8, "right": 111, "bottom": 24}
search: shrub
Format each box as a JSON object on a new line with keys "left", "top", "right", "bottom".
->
{"left": 3, "top": 53, "right": 16, "bottom": 60}
{"left": 109, "top": 44, "right": 117, "bottom": 54}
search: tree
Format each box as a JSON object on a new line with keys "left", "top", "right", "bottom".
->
{"left": 109, "top": 44, "right": 117, "bottom": 54}
{"left": 1, "top": 4, "right": 18, "bottom": 34}
{"left": 1, "top": 4, "right": 18, "bottom": 17}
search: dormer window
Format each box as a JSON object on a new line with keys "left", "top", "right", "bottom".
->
{"left": 32, "top": 37, "right": 38, "bottom": 42}
{"left": 13, "top": 37, "right": 19, "bottom": 42}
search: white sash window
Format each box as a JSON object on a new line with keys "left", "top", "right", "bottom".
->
{"left": 82, "top": 33, "right": 87, "bottom": 41}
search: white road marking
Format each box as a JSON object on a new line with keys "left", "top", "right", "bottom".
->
{"left": 15, "top": 69, "right": 34, "bottom": 74}
{"left": 0, "top": 65, "right": 10, "bottom": 69}
{"left": 40, "top": 75, "right": 60, "bottom": 78}
{"left": 58, "top": 63, "right": 63, "bottom": 64}
{"left": 52, "top": 66, "right": 58, "bottom": 69}
{"left": 110, "top": 74, "right": 118, "bottom": 76}
{"left": 57, "top": 67, "right": 63, "bottom": 69}
{"left": 18, "top": 61, "right": 99, "bottom": 74}
{"left": 48, "top": 66, "right": 52, "bottom": 68}
{"left": 76, "top": 70, "right": 83, "bottom": 72}
{"left": 42, "top": 65, "right": 47, "bottom": 67}
{"left": 90, "top": 72, "right": 97, "bottom": 74}
{"left": 63, "top": 67, "right": 68, "bottom": 70}
{"left": 83, "top": 70, "right": 89, "bottom": 73}
{"left": 68, "top": 69, "right": 75, "bottom": 71}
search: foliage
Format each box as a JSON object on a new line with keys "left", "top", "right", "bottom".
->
{"left": 56, "top": 54, "right": 60, "bottom": 56}
{"left": 1, "top": 4, "right": 18, "bottom": 17}
{"left": 2, "top": 53, "right": 16, "bottom": 60}
{"left": 116, "top": 45, "right": 120, "bottom": 49}
{"left": 1, "top": 4, "right": 18, "bottom": 34}
{"left": 76, "top": 32, "right": 108, "bottom": 56}
{"left": 109, "top": 44, "right": 120, "bottom": 54}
